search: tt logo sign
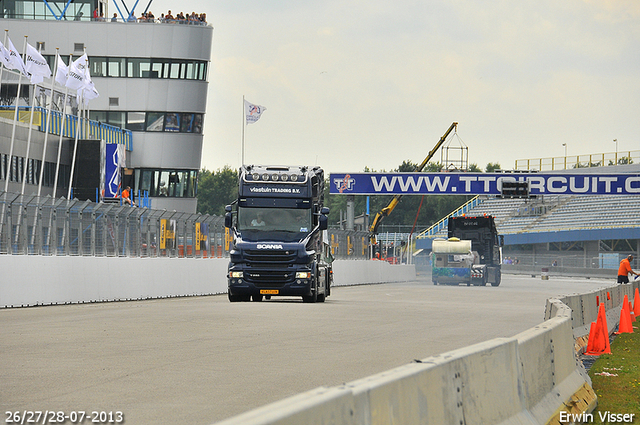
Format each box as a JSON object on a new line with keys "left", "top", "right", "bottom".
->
{"left": 333, "top": 175, "right": 355, "bottom": 193}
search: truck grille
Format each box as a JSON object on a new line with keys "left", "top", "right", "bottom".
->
{"left": 244, "top": 249, "right": 297, "bottom": 264}
{"left": 243, "top": 269, "right": 295, "bottom": 287}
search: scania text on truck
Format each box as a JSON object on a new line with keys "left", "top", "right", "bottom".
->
{"left": 225, "top": 165, "right": 332, "bottom": 302}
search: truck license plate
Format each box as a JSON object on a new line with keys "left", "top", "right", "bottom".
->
{"left": 260, "top": 290, "right": 279, "bottom": 295}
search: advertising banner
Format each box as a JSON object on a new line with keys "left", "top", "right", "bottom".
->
{"left": 330, "top": 172, "right": 640, "bottom": 196}
{"left": 104, "top": 143, "right": 125, "bottom": 198}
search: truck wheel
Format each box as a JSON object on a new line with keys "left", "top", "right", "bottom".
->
{"left": 228, "top": 292, "right": 241, "bottom": 302}
{"left": 302, "top": 280, "right": 318, "bottom": 303}
{"left": 252, "top": 294, "right": 263, "bottom": 302}
{"left": 317, "top": 278, "right": 326, "bottom": 303}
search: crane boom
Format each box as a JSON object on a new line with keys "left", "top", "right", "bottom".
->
{"left": 369, "top": 122, "right": 458, "bottom": 244}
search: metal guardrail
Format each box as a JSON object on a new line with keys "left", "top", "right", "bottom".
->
{"left": 515, "top": 150, "right": 638, "bottom": 171}
{"left": 0, "top": 190, "right": 370, "bottom": 260}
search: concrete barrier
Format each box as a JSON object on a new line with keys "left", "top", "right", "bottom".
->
{"left": 214, "top": 283, "right": 640, "bottom": 425}
{"left": 0, "top": 257, "right": 415, "bottom": 308}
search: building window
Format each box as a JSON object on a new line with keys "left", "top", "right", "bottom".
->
{"left": 90, "top": 57, "right": 108, "bottom": 77}
{"left": 135, "top": 169, "right": 198, "bottom": 198}
{"left": 146, "top": 112, "right": 165, "bottom": 131}
{"left": 0, "top": 153, "right": 6, "bottom": 181}
{"left": 50, "top": 56, "right": 208, "bottom": 81}
{"left": 108, "top": 58, "right": 126, "bottom": 77}
{"left": 91, "top": 111, "right": 203, "bottom": 134}
{"left": 164, "top": 113, "right": 180, "bottom": 132}
{"left": 126, "top": 112, "right": 146, "bottom": 131}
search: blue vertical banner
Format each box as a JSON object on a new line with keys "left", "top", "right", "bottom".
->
{"left": 104, "top": 144, "right": 124, "bottom": 199}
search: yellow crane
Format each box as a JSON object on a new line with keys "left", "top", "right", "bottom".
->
{"left": 369, "top": 122, "right": 458, "bottom": 246}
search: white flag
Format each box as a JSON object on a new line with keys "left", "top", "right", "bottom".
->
{"left": 55, "top": 53, "right": 69, "bottom": 86}
{"left": 4, "top": 36, "right": 28, "bottom": 76}
{"left": 244, "top": 99, "right": 266, "bottom": 124}
{"left": 0, "top": 41, "right": 12, "bottom": 69}
{"left": 81, "top": 80, "right": 100, "bottom": 105}
{"left": 25, "top": 43, "right": 52, "bottom": 84}
{"left": 65, "top": 53, "right": 90, "bottom": 91}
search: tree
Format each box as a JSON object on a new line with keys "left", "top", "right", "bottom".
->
{"left": 468, "top": 163, "right": 482, "bottom": 172}
{"left": 196, "top": 166, "right": 238, "bottom": 216}
{"left": 485, "top": 162, "right": 501, "bottom": 172}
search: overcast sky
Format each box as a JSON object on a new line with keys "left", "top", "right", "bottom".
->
{"left": 146, "top": 0, "right": 639, "bottom": 174}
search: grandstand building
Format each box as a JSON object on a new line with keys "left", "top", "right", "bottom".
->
{"left": 416, "top": 164, "right": 640, "bottom": 272}
{"left": 0, "top": 0, "right": 212, "bottom": 213}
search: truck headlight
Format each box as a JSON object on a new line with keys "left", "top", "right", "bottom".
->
{"left": 230, "top": 271, "right": 243, "bottom": 278}
{"left": 296, "top": 272, "right": 310, "bottom": 279}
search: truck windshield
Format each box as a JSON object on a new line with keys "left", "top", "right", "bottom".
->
{"left": 237, "top": 207, "right": 312, "bottom": 241}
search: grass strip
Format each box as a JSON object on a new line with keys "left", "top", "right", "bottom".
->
{"left": 588, "top": 323, "right": 640, "bottom": 419}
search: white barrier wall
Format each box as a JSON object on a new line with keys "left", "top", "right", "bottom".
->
{"left": 213, "top": 285, "right": 640, "bottom": 425}
{"left": 0, "top": 257, "right": 415, "bottom": 308}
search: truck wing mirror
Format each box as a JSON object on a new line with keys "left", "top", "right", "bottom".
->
{"left": 499, "top": 235, "right": 504, "bottom": 247}
{"left": 319, "top": 214, "right": 328, "bottom": 231}
{"left": 225, "top": 205, "right": 232, "bottom": 213}
{"left": 225, "top": 212, "right": 233, "bottom": 229}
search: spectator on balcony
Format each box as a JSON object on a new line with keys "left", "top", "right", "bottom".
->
{"left": 122, "top": 186, "right": 133, "bottom": 206}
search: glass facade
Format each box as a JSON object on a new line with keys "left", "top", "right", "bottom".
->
{"left": 135, "top": 169, "right": 197, "bottom": 198}
{"left": 89, "top": 111, "right": 203, "bottom": 134}
{"left": 46, "top": 55, "right": 207, "bottom": 81}
{"left": 1, "top": 0, "right": 94, "bottom": 20}
{"left": 0, "top": 153, "right": 70, "bottom": 188}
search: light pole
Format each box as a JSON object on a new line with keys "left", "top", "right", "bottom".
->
{"left": 562, "top": 143, "right": 567, "bottom": 169}
{"left": 614, "top": 139, "right": 618, "bottom": 165}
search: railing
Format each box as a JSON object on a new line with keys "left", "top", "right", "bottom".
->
{"left": 415, "top": 195, "right": 480, "bottom": 239}
{"left": 0, "top": 106, "right": 132, "bottom": 150}
{"left": 515, "top": 150, "right": 638, "bottom": 171}
{"left": 0, "top": 190, "right": 370, "bottom": 260}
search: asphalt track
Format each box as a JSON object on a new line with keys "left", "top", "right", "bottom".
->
{"left": 1, "top": 275, "right": 615, "bottom": 425}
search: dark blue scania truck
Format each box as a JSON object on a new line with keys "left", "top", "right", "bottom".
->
{"left": 225, "top": 165, "right": 332, "bottom": 303}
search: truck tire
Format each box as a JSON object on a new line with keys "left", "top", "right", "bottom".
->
{"left": 490, "top": 269, "right": 501, "bottom": 287}
{"left": 317, "top": 276, "right": 326, "bottom": 303}
{"left": 228, "top": 292, "right": 249, "bottom": 302}
{"left": 303, "top": 279, "right": 318, "bottom": 303}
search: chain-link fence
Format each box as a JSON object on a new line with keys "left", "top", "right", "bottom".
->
{"left": 0, "top": 190, "right": 370, "bottom": 259}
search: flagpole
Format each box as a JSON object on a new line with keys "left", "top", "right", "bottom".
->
{"left": 37, "top": 48, "right": 60, "bottom": 197}
{"left": 9, "top": 36, "right": 29, "bottom": 247}
{"left": 241, "top": 95, "right": 245, "bottom": 166}
{"left": 0, "top": 31, "right": 9, "bottom": 247}
{"left": 4, "top": 35, "right": 27, "bottom": 195}
{"left": 21, "top": 38, "right": 41, "bottom": 195}
{"left": 0, "top": 31, "right": 7, "bottom": 96}
{"left": 53, "top": 54, "right": 72, "bottom": 201}
{"left": 67, "top": 88, "right": 82, "bottom": 200}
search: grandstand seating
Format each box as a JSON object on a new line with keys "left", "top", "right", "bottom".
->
{"left": 418, "top": 194, "right": 640, "bottom": 240}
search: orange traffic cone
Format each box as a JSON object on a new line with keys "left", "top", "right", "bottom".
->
{"left": 616, "top": 296, "right": 633, "bottom": 334}
{"left": 585, "top": 303, "right": 612, "bottom": 355}
{"left": 634, "top": 288, "right": 640, "bottom": 317}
